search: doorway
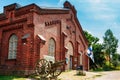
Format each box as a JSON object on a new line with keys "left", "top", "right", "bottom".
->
{"left": 70, "top": 56, "right": 73, "bottom": 69}
{"left": 66, "top": 42, "right": 74, "bottom": 70}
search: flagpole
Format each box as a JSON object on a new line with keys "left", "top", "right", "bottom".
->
{"left": 86, "top": 45, "right": 100, "bottom": 69}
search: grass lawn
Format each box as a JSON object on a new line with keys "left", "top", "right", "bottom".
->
{"left": 0, "top": 75, "right": 26, "bottom": 80}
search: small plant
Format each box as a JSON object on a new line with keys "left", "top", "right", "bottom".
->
{"left": 115, "top": 66, "right": 120, "bottom": 70}
{"left": 93, "top": 67, "right": 103, "bottom": 71}
{"left": 76, "top": 70, "right": 86, "bottom": 76}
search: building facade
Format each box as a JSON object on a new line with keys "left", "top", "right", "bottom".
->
{"left": 0, "top": 1, "right": 89, "bottom": 75}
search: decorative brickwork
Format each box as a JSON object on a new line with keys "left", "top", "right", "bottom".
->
{"left": 0, "top": 1, "right": 89, "bottom": 75}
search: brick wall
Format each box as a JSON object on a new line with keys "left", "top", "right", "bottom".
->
{"left": 0, "top": 1, "right": 89, "bottom": 75}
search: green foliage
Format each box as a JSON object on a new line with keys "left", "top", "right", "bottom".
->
{"left": 119, "top": 54, "right": 120, "bottom": 61}
{"left": 93, "top": 61, "right": 114, "bottom": 71}
{"left": 102, "top": 29, "right": 119, "bottom": 70}
{"left": 103, "top": 29, "right": 118, "bottom": 58}
{"left": 0, "top": 75, "right": 26, "bottom": 80}
{"left": 76, "top": 70, "right": 86, "bottom": 76}
{"left": 84, "top": 30, "right": 105, "bottom": 69}
{"left": 93, "top": 67, "right": 103, "bottom": 71}
{"left": 103, "top": 65, "right": 112, "bottom": 71}
{"left": 112, "top": 60, "right": 119, "bottom": 67}
{"left": 115, "top": 66, "right": 120, "bottom": 70}
{"left": 93, "top": 44, "right": 106, "bottom": 67}
{"left": 84, "top": 29, "right": 119, "bottom": 71}
{"left": 102, "top": 61, "right": 113, "bottom": 71}
{"left": 84, "top": 30, "right": 99, "bottom": 46}
{"left": 112, "top": 53, "right": 120, "bottom": 67}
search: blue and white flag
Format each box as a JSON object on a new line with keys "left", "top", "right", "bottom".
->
{"left": 87, "top": 46, "right": 94, "bottom": 63}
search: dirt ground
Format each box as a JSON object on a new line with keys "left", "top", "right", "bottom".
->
{"left": 58, "top": 70, "right": 120, "bottom": 80}
{"left": 27, "top": 70, "right": 120, "bottom": 80}
{"left": 58, "top": 70, "right": 101, "bottom": 80}
{"left": 26, "top": 70, "right": 101, "bottom": 80}
{"left": 94, "top": 71, "right": 120, "bottom": 80}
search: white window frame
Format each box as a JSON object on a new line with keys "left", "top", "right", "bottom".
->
{"left": 48, "top": 38, "right": 55, "bottom": 57}
{"left": 8, "top": 34, "right": 18, "bottom": 59}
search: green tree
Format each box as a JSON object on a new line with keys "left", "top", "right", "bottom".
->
{"left": 118, "top": 54, "right": 120, "bottom": 61}
{"left": 112, "top": 53, "right": 120, "bottom": 67}
{"left": 84, "top": 30, "right": 99, "bottom": 46}
{"left": 103, "top": 29, "right": 118, "bottom": 65}
{"left": 93, "top": 43, "right": 106, "bottom": 67}
{"left": 84, "top": 30, "right": 105, "bottom": 69}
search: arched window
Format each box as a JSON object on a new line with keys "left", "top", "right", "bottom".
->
{"left": 48, "top": 38, "right": 55, "bottom": 57}
{"left": 8, "top": 34, "right": 18, "bottom": 59}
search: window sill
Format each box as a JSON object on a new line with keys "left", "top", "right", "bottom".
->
{"left": 5, "top": 59, "right": 16, "bottom": 61}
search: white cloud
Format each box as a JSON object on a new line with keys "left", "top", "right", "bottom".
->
{"left": 78, "top": 0, "right": 118, "bottom": 23}
{"left": 57, "top": 0, "right": 120, "bottom": 53}
{"left": 93, "top": 14, "right": 116, "bottom": 21}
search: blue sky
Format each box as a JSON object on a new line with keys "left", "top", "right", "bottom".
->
{"left": 0, "top": 0, "right": 120, "bottom": 53}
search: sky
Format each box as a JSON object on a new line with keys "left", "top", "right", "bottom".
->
{"left": 0, "top": 0, "right": 120, "bottom": 53}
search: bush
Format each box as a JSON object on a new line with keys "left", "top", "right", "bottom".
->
{"left": 93, "top": 67, "right": 103, "bottom": 71}
{"left": 112, "top": 60, "right": 120, "bottom": 67}
{"left": 76, "top": 70, "right": 86, "bottom": 76}
{"left": 103, "top": 61, "right": 115, "bottom": 71}
{"left": 115, "top": 66, "right": 120, "bottom": 70}
{"left": 92, "top": 61, "right": 120, "bottom": 71}
{"left": 103, "top": 65, "right": 111, "bottom": 71}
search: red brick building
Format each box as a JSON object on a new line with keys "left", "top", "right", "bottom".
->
{"left": 0, "top": 1, "right": 89, "bottom": 75}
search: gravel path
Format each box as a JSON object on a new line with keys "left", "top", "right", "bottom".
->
{"left": 94, "top": 71, "right": 120, "bottom": 80}
{"left": 58, "top": 70, "right": 101, "bottom": 80}
{"left": 26, "top": 70, "right": 120, "bottom": 80}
